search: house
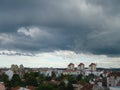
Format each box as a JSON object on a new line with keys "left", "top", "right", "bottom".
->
{"left": 5, "top": 70, "right": 14, "bottom": 80}
{"left": 89, "top": 63, "right": 96, "bottom": 71}
{"left": 68, "top": 63, "right": 74, "bottom": 70}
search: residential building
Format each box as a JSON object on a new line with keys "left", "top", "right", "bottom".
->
{"left": 78, "top": 63, "right": 85, "bottom": 70}
{"left": 89, "top": 63, "right": 97, "bottom": 71}
{"left": 68, "top": 63, "right": 74, "bottom": 70}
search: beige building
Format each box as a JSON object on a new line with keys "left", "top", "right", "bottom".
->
{"left": 19, "top": 64, "right": 25, "bottom": 78}
{"left": 89, "top": 63, "right": 96, "bottom": 71}
{"left": 78, "top": 63, "right": 85, "bottom": 70}
{"left": 11, "top": 64, "right": 19, "bottom": 74}
{"left": 68, "top": 63, "right": 74, "bottom": 70}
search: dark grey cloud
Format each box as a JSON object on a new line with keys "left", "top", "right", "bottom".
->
{"left": 0, "top": 0, "right": 120, "bottom": 56}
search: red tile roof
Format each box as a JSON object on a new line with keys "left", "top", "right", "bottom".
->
{"left": 89, "top": 63, "right": 96, "bottom": 66}
{"left": 68, "top": 63, "right": 74, "bottom": 66}
{"left": 78, "top": 63, "right": 84, "bottom": 66}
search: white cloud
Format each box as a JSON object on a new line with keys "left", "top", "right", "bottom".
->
{"left": 17, "top": 27, "right": 51, "bottom": 38}
{"left": 0, "top": 33, "right": 14, "bottom": 44}
{"left": 0, "top": 50, "right": 33, "bottom": 56}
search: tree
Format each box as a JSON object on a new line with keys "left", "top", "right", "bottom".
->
{"left": 0, "top": 73, "right": 11, "bottom": 88}
{"left": 26, "top": 77, "right": 38, "bottom": 86}
{"left": 66, "top": 75, "right": 77, "bottom": 84}
{"left": 0, "top": 73, "right": 9, "bottom": 83}
{"left": 45, "top": 76, "right": 52, "bottom": 81}
{"left": 38, "top": 74, "right": 45, "bottom": 84}
{"left": 77, "top": 74, "right": 83, "bottom": 81}
{"left": 55, "top": 74, "right": 64, "bottom": 81}
{"left": 58, "top": 82, "right": 66, "bottom": 90}
{"left": 11, "top": 74, "right": 21, "bottom": 87}
{"left": 24, "top": 72, "right": 38, "bottom": 86}
{"left": 34, "top": 72, "right": 39, "bottom": 77}
{"left": 36, "top": 84, "right": 53, "bottom": 90}
{"left": 66, "top": 82, "right": 74, "bottom": 90}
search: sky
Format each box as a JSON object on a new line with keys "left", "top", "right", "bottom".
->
{"left": 0, "top": 0, "right": 120, "bottom": 68}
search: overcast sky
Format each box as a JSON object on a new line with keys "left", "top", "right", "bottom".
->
{"left": 0, "top": 0, "right": 120, "bottom": 68}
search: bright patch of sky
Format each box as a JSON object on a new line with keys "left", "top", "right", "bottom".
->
{"left": 0, "top": 50, "right": 120, "bottom": 68}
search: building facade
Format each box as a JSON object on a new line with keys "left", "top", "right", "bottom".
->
{"left": 89, "top": 63, "right": 96, "bottom": 71}
{"left": 68, "top": 63, "right": 74, "bottom": 70}
{"left": 78, "top": 63, "right": 85, "bottom": 70}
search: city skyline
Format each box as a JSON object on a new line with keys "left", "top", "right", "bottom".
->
{"left": 0, "top": 0, "right": 120, "bottom": 68}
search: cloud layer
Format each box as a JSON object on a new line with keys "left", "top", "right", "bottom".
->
{"left": 0, "top": 0, "right": 120, "bottom": 56}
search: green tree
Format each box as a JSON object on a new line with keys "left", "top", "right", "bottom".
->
{"left": 38, "top": 74, "right": 45, "bottom": 84}
{"left": 26, "top": 77, "right": 38, "bottom": 86}
{"left": 66, "top": 75, "right": 77, "bottom": 84}
{"left": 34, "top": 72, "right": 39, "bottom": 77}
{"left": 58, "top": 82, "right": 66, "bottom": 90}
{"left": 55, "top": 74, "right": 64, "bottom": 81}
{"left": 24, "top": 72, "right": 38, "bottom": 86}
{"left": 66, "top": 82, "right": 74, "bottom": 90}
{"left": 0, "top": 73, "right": 9, "bottom": 83}
{"left": 45, "top": 76, "right": 52, "bottom": 81}
{"left": 11, "top": 74, "right": 21, "bottom": 87}
{"left": 36, "top": 84, "right": 53, "bottom": 90}
{"left": 86, "top": 74, "right": 94, "bottom": 82}
{"left": 0, "top": 73, "right": 11, "bottom": 88}
{"left": 77, "top": 74, "right": 83, "bottom": 81}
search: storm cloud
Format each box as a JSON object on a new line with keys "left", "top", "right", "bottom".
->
{"left": 0, "top": 0, "right": 120, "bottom": 56}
